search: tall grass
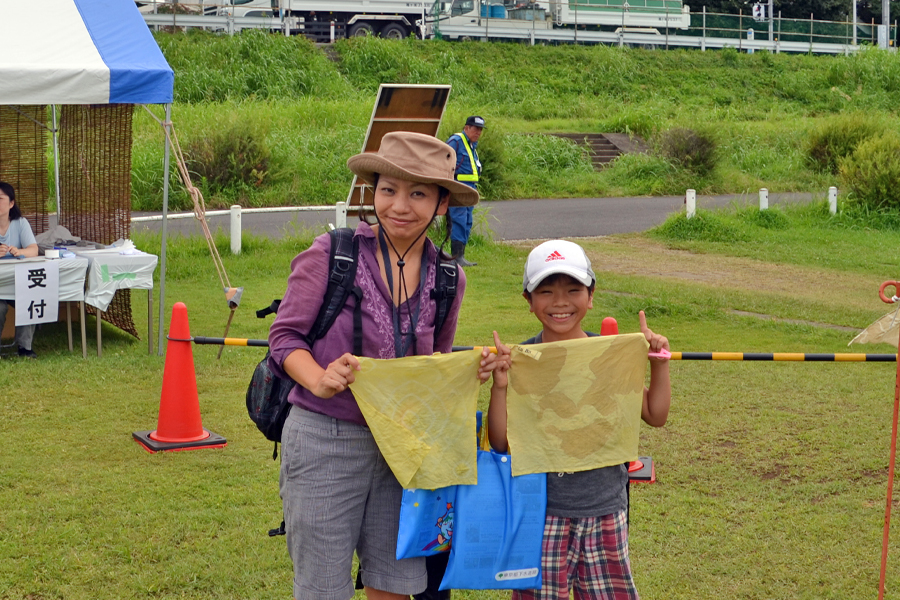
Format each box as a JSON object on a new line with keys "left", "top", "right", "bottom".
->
{"left": 155, "top": 30, "right": 356, "bottom": 102}
{"left": 132, "top": 99, "right": 372, "bottom": 210}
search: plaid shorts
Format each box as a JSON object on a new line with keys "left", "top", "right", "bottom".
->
{"left": 512, "top": 510, "right": 639, "bottom": 600}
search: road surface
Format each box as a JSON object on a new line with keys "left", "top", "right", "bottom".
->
{"left": 128, "top": 192, "right": 816, "bottom": 241}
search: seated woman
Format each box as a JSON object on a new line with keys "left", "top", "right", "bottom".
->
{"left": 0, "top": 181, "right": 39, "bottom": 358}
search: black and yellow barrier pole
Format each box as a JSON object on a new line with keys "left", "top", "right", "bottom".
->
{"left": 193, "top": 336, "right": 269, "bottom": 347}
{"left": 671, "top": 352, "right": 897, "bottom": 362}
{"left": 194, "top": 338, "right": 899, "bottom": 362}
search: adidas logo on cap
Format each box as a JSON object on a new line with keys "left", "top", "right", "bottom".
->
{"left": 545, "top": 251, "right": 565, "bottom": 262}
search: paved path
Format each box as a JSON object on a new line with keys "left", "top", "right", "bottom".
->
{"left": 129, "top": 192, "right": 816, "bottom": 241}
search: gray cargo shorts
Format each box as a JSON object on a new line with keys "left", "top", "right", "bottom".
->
{"left": 280, "top": 405, "right": 427, "bottom": 600}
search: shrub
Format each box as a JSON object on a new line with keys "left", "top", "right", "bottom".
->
{"left": 651, "top": 209, "right": 747, "bottom": 243}
{"left": 720, "top": 46, "right": 740, "bottom": 66}
{"left": 737, "top": 205, "right": 790, "bottom": 230}
{"left": 185, "top": 120, "right": 271, "bottom": 197}
{"left": 839, "top": 132, "right": 900, "bottom": 211}
{"left": 806, "top": 113, "right": 881, "bottom": 174}
{"left": 657, "top": 127, "right": 718, "bottom": 176}
{"left": 465, "top": 121, "right": 508, "bottom": 201}
{"left": 601, "top": 152, "right": 700, "bottom": 196}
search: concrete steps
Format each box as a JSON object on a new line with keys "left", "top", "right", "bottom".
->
{"left": 548, "top": 133, "right": 648, "bottom": 170}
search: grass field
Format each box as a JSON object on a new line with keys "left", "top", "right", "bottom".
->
{"left": 3, "top": 200, "right": 900, "bottom": 598}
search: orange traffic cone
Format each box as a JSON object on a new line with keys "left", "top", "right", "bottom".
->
{"left": 133, "top": 302, "right": 227, "bottom": 453}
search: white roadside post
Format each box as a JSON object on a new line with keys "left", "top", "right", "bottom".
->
{"left": 759, "top": 188, "right": 768, "bottom": 210}
{"left": 230, "top": 205, "right": 242, "bottom": 254}
{"left": 335, "top": 201, "right": 348, "bottom": 229}
{"left": 828, "top": 186, "right": 838, "bottom": 215}
{"left": 686, "top": 189, "right": 696, "bottom": 219}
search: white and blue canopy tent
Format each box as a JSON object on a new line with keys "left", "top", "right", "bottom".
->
{"left": 0, "top": 0, "right": 175, "bottom": 354}
{"left": 0, "top": 0, "right": 173, "bottom": 105}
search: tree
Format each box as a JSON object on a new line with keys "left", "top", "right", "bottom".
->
{"left": 856, "top": 0, "right": 900, "bottom": 24}
{"left": 696, "top": 0, "right": 875, "bottom": 21}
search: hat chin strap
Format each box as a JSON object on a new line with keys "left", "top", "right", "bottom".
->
{"left": 374, "top": 200, "right": 441, "bottom": 357}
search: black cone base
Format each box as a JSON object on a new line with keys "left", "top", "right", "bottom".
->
{"left": 132, "top": 429, "right": 227, "bottom": 453}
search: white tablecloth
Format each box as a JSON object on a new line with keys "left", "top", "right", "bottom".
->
{"left": 68, "top": 249, "right": 158, "bottom": 312}
{"left": 0, "top": 256, "right": 88, "bottom": 301}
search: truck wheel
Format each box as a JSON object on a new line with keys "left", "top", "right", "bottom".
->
{"left": 348, "top": 22, "right": 375, "bottom": 37}
{"left": 380, "top": 23, "right": 407, "bottom": 40}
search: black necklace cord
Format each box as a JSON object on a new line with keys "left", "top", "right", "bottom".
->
{"left": 373, "top": 200, "right": 440, "bottom": 357}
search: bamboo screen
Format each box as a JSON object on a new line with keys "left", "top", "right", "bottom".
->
{"left": 0, "top": 106, "right": 50, "bottom": 235}
{"left": 58, "top": 104, "right": 133, "bottom": 244}
{"left": 59, "top": 104, "right": 138, "bottom": 338}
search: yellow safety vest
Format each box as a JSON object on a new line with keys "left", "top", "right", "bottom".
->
{"left": 455, "top": 133, "right": 479, "bottom": 183}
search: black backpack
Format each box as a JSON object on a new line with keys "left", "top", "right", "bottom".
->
{"left": 246, "top": 227, "right": 459, "bottom": 459}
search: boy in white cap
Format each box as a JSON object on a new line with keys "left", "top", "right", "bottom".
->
{"left": 487, "top": 239, "right": 671, "bottom": 600}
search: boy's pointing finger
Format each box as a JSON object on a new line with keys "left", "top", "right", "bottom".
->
{"left": 492, "top": 330, "right": 506, "bottom": 352}
{"left": 639, "top": 310, "right": 649, "bottom": 333}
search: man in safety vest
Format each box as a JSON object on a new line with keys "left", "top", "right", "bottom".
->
{"left": 446, "top": 116, "right": 484, "bottom": 267}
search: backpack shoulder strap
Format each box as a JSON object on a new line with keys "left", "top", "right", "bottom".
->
{"left": 256, "top": 299, "right": 282, "bottom": 319}
{"left": 307, "top": 228, "right": 362, "bottom": 348}
{"left": 430, "top": 248, "right": 459, "bottom": 347}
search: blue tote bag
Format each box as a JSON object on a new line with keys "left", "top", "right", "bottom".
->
{"left": 396, "top": 485, "right": 458, "bottom": 559}
{"left": 395, "top": 413, "right": 484, "bottom": 559}
{"left": 439, "top": 450, "right": 546, "bottom": 590}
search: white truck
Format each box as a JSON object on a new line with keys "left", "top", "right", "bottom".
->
{"left": 430, "top": 0, "right": 690, "bottom": 42}
{"left": 205, "top": 0, "right": 431, "bottom": 39}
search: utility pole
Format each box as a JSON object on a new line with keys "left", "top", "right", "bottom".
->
{"left": 882, "top": 0, "right": 890, "bottom": 47}
{"left": 853, "top": 0, "right": 857, "bottom": 45}
{"left": 768, "top": 0, "right": 773, "bottom": 41}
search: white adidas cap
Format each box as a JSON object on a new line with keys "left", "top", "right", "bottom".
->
{"left": 523, "top": 240, "right": 596, "bottom": 293}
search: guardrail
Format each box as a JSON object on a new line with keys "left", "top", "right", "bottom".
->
{"left": 437, "top": 24, "right": 863, "bottom": 53}
{"left": 132, "top": 203, "right": 348, "bottom": 254}
{"left": 141, "top": 7, "right": 894, "bottom": 54}
{"left": 143, "top": 12, "right": 286, "bottom": 34}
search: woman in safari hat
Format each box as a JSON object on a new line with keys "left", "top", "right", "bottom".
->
{"left": 268, "top": 131, "right": 495, "bottom": 600}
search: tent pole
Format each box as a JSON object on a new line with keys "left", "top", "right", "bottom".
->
{"left": 52, "top": 105, "right": 60, "bottom": 219}
{"left": 157, "top": 103, "right": 172, "bottom": 356}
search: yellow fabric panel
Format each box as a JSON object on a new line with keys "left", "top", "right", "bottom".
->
{"left": 849, "top": 310, "right": 900, "bottom": 347}
{"left": 506, "top": 334, "right": 648, "bottom": 477}
{"left": 350, "top": 349, "right": 482, "bottom": 489}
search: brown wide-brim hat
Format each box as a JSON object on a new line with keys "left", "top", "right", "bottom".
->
{"left": 347, "top": 131, "right": 480, "bottom": 207}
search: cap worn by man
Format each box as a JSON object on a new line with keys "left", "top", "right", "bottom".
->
{"left": 465, "top": 116, "right": 486, "bottom": 129}
{"left": 523, "top": 239, "right": 596, "bottom": 293}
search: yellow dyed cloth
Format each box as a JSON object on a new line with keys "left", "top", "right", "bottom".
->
{"left": 349, "top": 349, "right": 482, "bottom": 489}
{"left": 507, "top": 334, "right": 648, "bottom": 477}
{"left": 849, "top": 309, "right": 900, "bottom": 347}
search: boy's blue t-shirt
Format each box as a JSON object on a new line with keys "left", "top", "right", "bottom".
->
{"left": 522, "top": 331, "right": 629, "bottom": 519}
